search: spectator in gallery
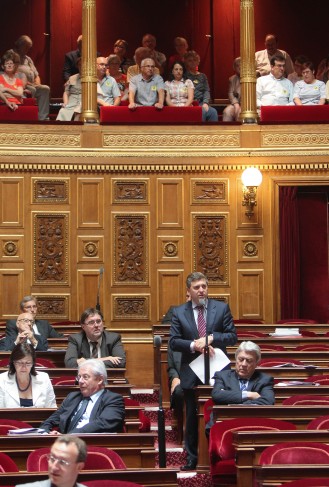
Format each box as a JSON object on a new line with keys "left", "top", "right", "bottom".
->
{"left": 63, "top": 34, "right": 82, "bottom": 81}
{"left": 96, "top": 56, "right": 121, "bottom": 107}
{"left": 222, "top": 57, "right": 241, "bottom": 122}
{"left": 57, "top": 57, "right": 82, "bottom": 121}
{"left": 293, "top": 62, "right": 326, "bottom": 105}
{"left": 255, "top": 33, "right": 294, "bottom": 77}
{"left": 112, "top": 38, "right": 134, "bottom": 74}
{"left": 288, "top": 54, "right": 310, "bottom": 85}
{"left": 165, "top": 61, "right": 194, "bottom": 107}
{"left": 256, "top": 54, "right": 294, "bottom": 108}
{"left": 142, "top": 33, "right": 166, "bottom": 74}
{"left": 128, "top": 58, "right": 165, "bottom": 110}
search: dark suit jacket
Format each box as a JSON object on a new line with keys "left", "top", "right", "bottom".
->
{"left": 212, "top": 369, "right": 275, "bottom": 405}
{"left": 64, "top": 330, "right": 126, "bottom": 368}
{"left": 39, "top": 388, "right": 125, "bottom": 433}
{"left": 5, "top": 319, "right": 63, "bottom": 340}
{"left": 169, "top": 299, "right": 237, "bottom": 389}
{"left": 0, "top": 323, "right": 48, "bottom": 351}
{"left": 63, "top": 49, "right": 81, "bottom": 81}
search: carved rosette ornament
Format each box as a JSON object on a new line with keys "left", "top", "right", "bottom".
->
{"left": 84, "top": 241, "right": 98, "bottom": 257}
{"left": 3, "top": 241, "right": 17, "bottom": 256}
{"left": 163, "top": 242, "right": 178, "bottom": 257}
{"left": 243, "top": 241, "right": 258, "bottom": 257}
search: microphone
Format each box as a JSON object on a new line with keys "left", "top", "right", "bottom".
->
{"left": 199, "top": 298, "right": 210, "bottom": 385}
{"left": 95, "top": 267, "right": 104, "bottom": 312}
{"left": 153, "top": 335, "right": 166, "bottom": 467}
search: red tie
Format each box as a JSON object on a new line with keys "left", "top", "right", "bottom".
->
{"left": 197, "top": 305, "right": 207, "bottom": 337}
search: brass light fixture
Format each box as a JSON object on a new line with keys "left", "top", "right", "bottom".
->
{"left": 241, "top": 167, "right": 262, "bottom": 219}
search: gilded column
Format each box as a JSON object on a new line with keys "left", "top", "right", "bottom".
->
{"left": 81, "top": 0, "right": 99, "bottom": 123}
{"left": 240, "top": 0, "right": 258, "bottom": 123}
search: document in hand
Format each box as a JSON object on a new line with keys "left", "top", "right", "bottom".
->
{"left": 8, "top": 427, "right": 47, "bottom": 435}
{"left": 189, "top": 348, "right": 230, "bottom": 384}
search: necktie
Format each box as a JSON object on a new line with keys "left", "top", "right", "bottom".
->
{"left": 197, "top": 305, "right": 207, "bottom": 337}
{"left": 91, "top": 341, "right": 98, "bottom": 358}
{"left": 239, "top": 379, "right": 248, "bottom": 391}
{"left": 68, "top": 397, "right": 90, "bottom": 432}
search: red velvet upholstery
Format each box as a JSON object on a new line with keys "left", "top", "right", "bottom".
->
{"left": 204, "top": 398, "right": 214, "bottom": 425}
{"left": 260, "top": 106, "right": 329, "bottom": 123}
{"left": 0, "top": 359, "right": 9, "bottom": 367}
{"left": 300, "top": 330, "right": 317, "bottom": 336}
{"left": 0, "top": 419, "right": 32, "bottom": 435}
{"left": 260, "top": 344, "right": 285, "bottom": 351}
{"left": 52, "top": 376, "right": 77, "bottom": 385}
{"left": 0, "top": 452, "right": 19, "bottom": 473}
{"left": 307, "top": 374, "right": 329, "bottom": 385}
{"left": 124, "top": 397, "right": 151, "bottom": 432}
{"left": 259, "top": 441, "right": 329, "bottom": 465}
{"left": 27, "top": 446, "right": 127, "bottom": 471}
{"left": 237, "top": 331, "right": 267, "bottom": 338}
{"left": 84, "top": 481, "right": 144, "bottom": 487}
{"left": 258, "top": 358, "right": 304, "bottom": 367}
{"left": 276, "top": 319, "right": 318, "bottom": 324}
{"left": 0, "top": 104, "right": 38, "bottom": 121}
{"left": 296, "top": 344, "right": 329, "bottom": 351}
{"left": 233, "top": 319, "right": 264, "bottom": 324}
{"left": 22, "top": 98, "right": 37, "bottom": 106}
{"left": 282, "top": 394, "right": 329, "bottom": 405}
{"left": 307, "top": 415, "right": 329, "bottom": 430}
{"left": 35, "top": 358, "right": 56, "bottom": 368}
{"left": 278, "top": 479, "right": 329, "bottom": 487}
{"left": 100, "top": 105, "right": 202, "bottom": 123}
{"left": 209, "top": 418, "right": 296, "bottom": 479}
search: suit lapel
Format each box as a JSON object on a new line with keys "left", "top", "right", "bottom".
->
{"left": 184, "top": 302, "right": 198, "bottom": 337}
{"left": 206, "top": 299, "right": 216, "bottom": 332}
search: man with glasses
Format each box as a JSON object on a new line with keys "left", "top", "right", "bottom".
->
{"left": 17, "top": 435, "right": 87, "bottom": 487}
{"left": 39, "top": 359, "right": 125, "bottom": 434}
{"left": 64, "top": 307, "right": 126, "bottom": 368}
{"left": 5, "top": 295, "right": 63, "bottom": 346}
{"left": 0, "top": 311, "right": 48, "bottom": 351}
{"left": 128, "top": 58, "right": 165, "bottom": 110}
{"left": 96, "top": 56, "right": 121, "bottom": 107}
{"left": 256, "top": 54, "right": 294, "bottom": 109}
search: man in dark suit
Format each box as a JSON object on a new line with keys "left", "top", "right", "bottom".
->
{"left": 169, "top": 271, "right": 237, "bottom": 471}
{"left": 0, "top": 312, "right": 48, "bottom": 351}
{"left": 64, "top": 307, "right": 126, "bottom": 368}
{"left": 63, "top": 35, "right": 82, "bottom": 81}
{"left": 40, "top": 359, "right": 125, "bottom": 434}
{"left": 5, "top": 295, "right": 63, "bottom": 343}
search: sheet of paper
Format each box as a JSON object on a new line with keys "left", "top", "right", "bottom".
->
{"left": 189, "top": 348, "right": 230, "bottom": 384}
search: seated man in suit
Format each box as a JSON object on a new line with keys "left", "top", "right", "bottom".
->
{"left": 40, "top": 359, "right": 125, "bottom": 434}
{"left": 6, "top": 295, "right": 63, "bottom": 342}
{"left": 64, "top": 307, "right": 126, "bottom": 368}
{"left": 0, "top": 312, "right": 48, "bottom": 351}
{"left": 17, "top": 435, "right": 87, "bottom": 487}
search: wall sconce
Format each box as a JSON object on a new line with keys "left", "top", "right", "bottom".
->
{"left": 241, "top": 167, "right": 262, "bottom": 219}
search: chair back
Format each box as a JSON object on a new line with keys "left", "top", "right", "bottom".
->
{"left": 0, "top": 452, "right": 19, "bottom": 472}
{"left": 84, "top": 481, "right": 143, "bottom": 487}
{"left": 307, "top": 415, "right": 329, "bottom": 430}
{"left": 282, "top": 394, "right": 329, "bottom": 405}
{"left": 204, "top": 398, "right": 214, "bottom": 425}
{"left": 296, "top": 344, "right": 329, "bottom": 351}
{"left": 233, "top": 319, "right": 264, "bottom": 324}
{"left": 308, "top": 374, "right": 329, "bottom": 385}
{"left": 124, "top": 397, "right": 150, "bottom": 432}
{"left": 258, "top": 358, "right": 304, "bottom": 367}
{"left": 276, "top": 319, "right": 318, "bottom": 324}
{"left": 279, "top": 478, "right": 329, "bottom": 486}
{"left": 0, "top": 419, "right": 32, "bottom": 435}
{"left": 35, "top": 357, "right": 56, "bottom": 368}
{"left": 260, "top": 344, "right": 285, "bottom": 351}
{"left": 52, "top": 376, "right": 77, "bottom": 385}
{"left": 237, "top": 331, "right": 267, "bottom": 338}
{"left": 259, "top": 441, "right": 329, "bottom": 465}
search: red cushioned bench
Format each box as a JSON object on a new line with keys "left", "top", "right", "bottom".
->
{"left": 100, "top": 105, "right": 202, "bottom": 123}
{"left": 0, "top": 99, "right": 38, "bottom": 122}
{"left": 260, "top": 105, "right": 329, "bottom": 123}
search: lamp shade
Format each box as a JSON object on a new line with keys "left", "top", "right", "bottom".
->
{"left": 241, "top": 167, "right": 262, "bottom": 187}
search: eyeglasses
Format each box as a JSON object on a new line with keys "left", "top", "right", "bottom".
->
{"left": 76, "top": 374, "right": 94, "bottom": 382}
{"left": 14, "top": 361, "right": 33, "bottom": 367}
{"left": 23, "top": 305, "right": 37, "bottom": 310}
{"left": 47, "top": 454, "right": 72, "bottom": 467}
{"left": 142, "top": 64, "right": 155, "bottom": 69}
{"left": 84, "top": 319, "right": 102, "bottom": 326}
{"left": 17, "top": 318, "right": 34, "bottom": 324}
{"left": 97, "top": 63, "right": 107, "bottom": 67}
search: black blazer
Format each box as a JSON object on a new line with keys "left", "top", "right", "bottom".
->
{"left": 5, "top": 319, "right": 63, "bottom": 340}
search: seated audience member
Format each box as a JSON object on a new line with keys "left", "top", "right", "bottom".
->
{"left": 184, "top": 50, "right": 218, "bottom": 122}
{"left": 40, "top": 359, "right": 125, "bottom": 434}
{"left": 0, "top": 51, "right": 24, "bottom": 108}
{"left": 128, "top": 58, "right": 165, "bottom": 110}
{"left": 168, "top": 37, "right": 189, "bottom": 69}
{"left": 63, "top": 34, "right": 82, "bottom": 81}
{"left": 165, "top": 61, "right": 194, "bottom": 106}
{"left": 0, "top": 312, "right": 48, "bottom": 351}
{"left": 0, "top": 90, "right": 17, "bottom": 110}
{"left": 96, "top": 56, "right": 121, "bottom": 107}
{"left": 107, "top": 54, "right": 129, "bottom": 101}
{"left": 14, "top": 35, "right": 50, "bottom": 120}
{"left": 288, "top": 54, "right": 310, "bottom": 85}
{"left": 0, "top": 342, "right": 56, "bottom": 408}
{"left": 255, "top": 34, "right": 294, "bottom": 77}
{"left": 222, "top": 56, "right": 241, "bottom": 121}
{"left": 57, "top": 58, "right": 82, "bottom": 121}
{"left": 256, "top": 54, "right": 294, "bottom": 109}
{"left": 316, "top": 54, "right": 329, "bottom": 83}
{"left": 126, "top": 47, "right": 160, "bottom": 82}
{"left": 64, "top": 307, "right": 126, "bottom": 368}
{"left": 16, "top": 435, "right": 87, "bottom": 487}
{"left": 142, "top": 33, "right": 166, "bottom": 74}
{"left": 293, "top": 62, "right": 326, "bottom": 105}
{"left": 112, "top": 39, "right": 134, "bottom": 74}
{"left": 6, "top": 295, "right": 63, "bottom": 342}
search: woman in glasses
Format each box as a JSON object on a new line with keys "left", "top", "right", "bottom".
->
{"left": 112, "top": 39, "right": 134, "bottom": 74}
{"left": 0, "top": 50, "right": 24, "bottom": 109}
{"left": 0, "top": 342, "right": 56, "bottom": 407}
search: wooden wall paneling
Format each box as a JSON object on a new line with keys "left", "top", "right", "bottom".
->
{"left": 77, "top": 269, "right": 102, "bottom": 317}
{"left": 157, "top": 236, "right": 184, "bottom": 264}
{"left": 77, "top": 235, "right": 104, "bottom": 263}
{"left": 237, "top": 235, "right": 264, "bottom": 263}
{"left": 156, "top": 178, "right": 184, "bottom": 229}
{"left": 0, "top": 177, "right": 24, "bottom": 227}
{"left": 0, "top": 235, "right": 24, "bottom": 263}
{"left": 123, "top": 341, "right": 154, "bottom": 389}
{"left": 157, "top": 270, "right": 185, "bottom": 322}
{"left": 77, "top": 178, "right": 104, "bottom": 228}
{"left": 32, "top": 294, "right": 70, "bottom": 320}
{"left": 0, "top": 269, "right": 24, "bottom": 319}
{"left": 237, "top": 269, "right": 264, "bottom": 319}
{"left": 190, "top": 178, "right": 229, "bottom": 205}
{"left": 111, "top": 294, "right": 150, "bottom": 325}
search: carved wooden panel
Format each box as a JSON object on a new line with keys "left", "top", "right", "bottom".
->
{"left": 32, "top": 178, "right": 69, "bottom": 203}
{"left": 77, "top": 236, "right": 104, "bottom": 262}
{"left": 157, "top": 236, "right": 184, "bottom": 263}
{"left": 191, "top": 179, "right": 228, "bottom": 204}
{"left": 192, "top": 213, "right": 229, "bottom": 285}
{"left": 33, "top": 294, "right": 70, "bottom": 319}
{"left": 0, "top": 269, "right": 24, "bottom": 318}
{"left": 0, "top": 235, "right": 24, "bottom": 262}
{"left": 157, "top": 270, "right": 185, "bottom": 322}
{"left": 0, "top": 178, "right": 23, "bottom": 227}
{"left": 33, "top": 213, "right": 69, "bottom": 285}
{"left": 237, "top": 269, "right": 264, "bottom": 319}
{"left": 209, "top": 294, "right": 230, "bottom": 304}
{"left": 112, "top": 179, "right": 148, "bottom": 204}
{"left": 112, "top": 294, "right": 150, "bottom": 321}
{"left": 157, "top": 179, "right": 184, "bottom": 229}
{"left": 237, "top": 235, "right": 264, "bottom": 262}
{"left": 77, "top": 178, "right": 104, "bottom": 228}
{"left": 113, "top": 213, "right": 148, "bottom": 285}
{"left": 237, "top": 178, "right": 263, "bottom": 228}
{"left": 77, "top": 270, "right": 102, "bottom": 318}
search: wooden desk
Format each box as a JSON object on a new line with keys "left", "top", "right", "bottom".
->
{"left": 254, "top": 465, "right": 329, "bottom": 486}
{"left": 0, "top": 432, "right": 156, "bottom": 469}
{"left": 0, "top": 367, "right": 128, "bottom": 382}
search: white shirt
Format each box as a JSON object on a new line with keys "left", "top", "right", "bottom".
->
{"left": 76, "top": 389, "right": 104, "bottom": 429}
{"left": 256, "top": 73, "right": 294, "bottom": 107}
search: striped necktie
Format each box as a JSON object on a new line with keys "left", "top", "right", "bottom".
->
{"left": 196, "top": 305, "right": 207, "bottom": 337}
{"left": 91, "top": 341, "right": 98, "bottom": 358}
{"left": 239, "top": 379, "right": 248, "bottom": 391}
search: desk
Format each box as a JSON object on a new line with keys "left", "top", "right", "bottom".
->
{"left": 254, "top": 465, "right": 329, "bottom": 486}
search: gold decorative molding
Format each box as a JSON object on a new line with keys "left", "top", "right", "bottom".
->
{"left": 103, "top": 133, "right": 240, "bottom": 148}
{"left": 262, "top": 133, "right": 329, "bottom": 147}
{"left": 0, "top": 133, "right": 81, "bottom": 147}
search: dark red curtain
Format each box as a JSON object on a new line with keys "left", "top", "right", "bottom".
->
{"left": 279, "top": 186, "right": 300, "bottom": 319}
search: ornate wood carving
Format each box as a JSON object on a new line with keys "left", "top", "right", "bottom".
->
{"left": 113, "top": 214, "right": 148, "bottom": 284}
{"left": 192, "top": 179, "right": 228, "bottom": 204}
{"left": 262, "top": 133, "right": 329, "bottom": 146}
{"left": 34, "top": 295, "right": 69, "bottom": 319}
{"left": 112, "top": 295, "right": 149, "bottom": 320}
{"left": 193, "top": 214, "right": 229, "bottom": 285}
{"left": 113, "top": 180, "right": 148, "bottom": 203}
{"left": 103, "top": 133, "right": 240, "bottom": 148}
{"left": 0, "top": 133, "right": 80, "bottom": 147}
{"left": 33, "top": 213, "right": 69, "bottom": 285}
{"left": 33, "top": 179, "right": 69, "bottom": 203}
